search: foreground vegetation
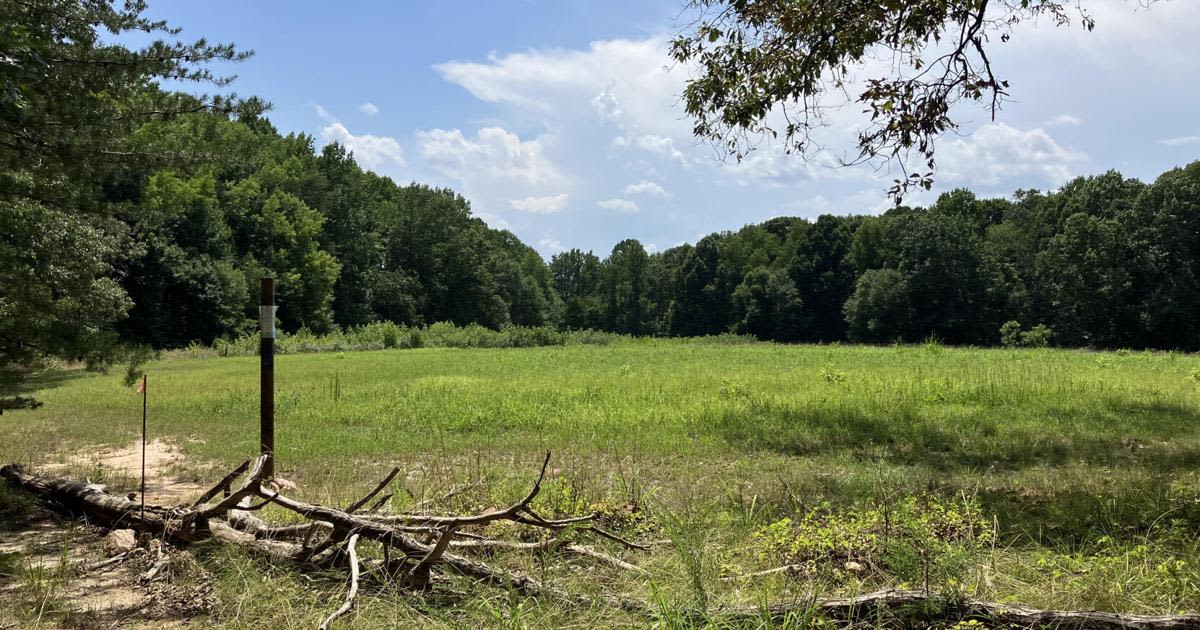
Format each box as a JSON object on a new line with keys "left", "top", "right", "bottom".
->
{"left": 2, "top": 340, "right": 1198, "bottom": 627}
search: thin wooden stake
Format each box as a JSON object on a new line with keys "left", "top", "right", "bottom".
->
{"left": 140, "top": 373, "right": 147, "bottom": 520}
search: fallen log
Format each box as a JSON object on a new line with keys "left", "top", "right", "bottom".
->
{"left": 748, "top": 589, "right": 1200, "bottom": 630}
{"left": 5, "top": 458, "right": 1199, "bottom": 629}
{"left": 0, "top": 455, "right": 654, "bottom": 619}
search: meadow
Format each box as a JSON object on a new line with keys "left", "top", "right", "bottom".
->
{"left": 2, "top": 339, "right": 1199, "bottom": 627}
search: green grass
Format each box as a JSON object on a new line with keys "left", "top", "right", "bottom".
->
{"left": 3, "top": 339, "right": 1199, "bottom": 627}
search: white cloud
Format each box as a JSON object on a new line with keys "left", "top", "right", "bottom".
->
{"left": 623, "top": 180, "right": 670, "bottom": 198}
{"left": 1007, "top": 2, "right": 1200, "bottom": 72}
{"left": 1046, "top": 114, "right": 1082, "bottom": 127}
{"left": 314, "top": 103, "right": 336, "bottom": 123}
{"left": 937, "top": 123, "right": 1085, "bottom": 187}
{"left": 423, "top": 16, "right": 1200, "bottom": 254}
{"left": 613, "top": 134, "right": 688, "bottom": 165}
{"left": 539, "top": 236, "right": 565, "bottom": 252}
{"left": 645, "top": 243, "right": 659, "bottom": 254}
{"left": 598, "top": 198, "right": 639, "bottom": 212}
{"left": 474, "top": 211, "right": 512, "bottom": 231}
{"left": 416, "top": 127, "right": 563, "bottom": 186}
{"left": 435, "top": 37, "right": 682, "bottom": 136}
{"left": 510, "top": 193, "right": 569, "bottom": 214}
{"left": 319, "top": 122, "right": 406, "bottom": 171}
{"left": 591, "top": 82, "right": 622, "bottom": 124}
{"left": 1156, "top": 135, "right": 1200, "bottom": 147}
{"left": 784, "top": 189, "right": 894, "bottom": 216}
{"left": 359, "top": 102, "right": 379, "bottom": 116}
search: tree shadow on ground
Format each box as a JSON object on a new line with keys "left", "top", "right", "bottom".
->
{"left": 695, "top": 396, "right": 1200, "bottom": 543}
{"left": 693, "top": 397, "right": 1200, "bottom": 472}
{"left": 4, "top": 367, "right": 90, "bottom": 397}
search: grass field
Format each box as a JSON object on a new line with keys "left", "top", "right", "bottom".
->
{"left": 3, "top": 339, "right": 1199, "bottom": 627}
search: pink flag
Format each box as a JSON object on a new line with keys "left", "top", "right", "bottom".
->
{"left": 136, "top": 376, "right": 146, "bottom": 395}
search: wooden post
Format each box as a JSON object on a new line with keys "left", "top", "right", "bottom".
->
{"left": 260, "top": 277, "right": 275, "bottom": 478}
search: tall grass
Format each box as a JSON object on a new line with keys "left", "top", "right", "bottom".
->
{"left": 2, "top": 341, "right": 1198, "bottom": 626}
{"left": 189, "top": 322, "right": 663, "bottom": 358}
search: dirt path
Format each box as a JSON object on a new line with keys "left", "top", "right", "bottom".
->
{"left": 0, "top": 440, "right": 212, "bottom": 628}
{"left": 43, "top": 439, "right": 207, "bottom": 505}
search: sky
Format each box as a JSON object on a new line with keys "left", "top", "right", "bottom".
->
{"left": 145, "top": 1, "right": 1200, "bottom": 258}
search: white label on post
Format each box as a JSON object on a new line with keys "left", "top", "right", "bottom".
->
{"left": 260, "top": 305, "right": 277, "bottom": 339}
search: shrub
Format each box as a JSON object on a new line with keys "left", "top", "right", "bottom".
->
{"left": 1000, "top": 321, "right": 1053, "bottom": 348}
{"left": 752, "top": 497, "right": 992, "bottom": 589}
{"left": 200, "top": 322, "right": 631, "bottom": 356}
{"left": 1000, "top": 320, "right": 1023, "bottom": 348}
{"left": 1021, "top": 324, "right": 1053, "bottom": 348}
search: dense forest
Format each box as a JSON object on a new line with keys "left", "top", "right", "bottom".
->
{"left": 68, "top": 112, "right": 1200, "bottom": 352}
{"left": 4, "top": 0, "right": 1200, "bottom": 416}
{"left": 107, "top": 119, "right": 560, "bottom": 348}
{"left": 554, "top": 164, "right": 1200, "bottom": 350}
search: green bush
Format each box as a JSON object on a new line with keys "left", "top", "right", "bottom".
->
{"left": 1022, "top": 323, "right": 1053, "bottom": 348}
{"left": 1000, "top": 320, "right": 1023, "bottom": 348}
{"left": 1000, "top": 321, "right": 1053, "bottom": 348}
{"left": 203, "top": 322, "right": 631, "bottom": 356}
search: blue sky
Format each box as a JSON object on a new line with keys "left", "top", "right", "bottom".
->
{"left": 147, "top": 1, "right": 1200, "bottom": 257}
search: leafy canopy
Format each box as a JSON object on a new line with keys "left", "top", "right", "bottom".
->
{"left": 670, "top": 1, "right": 1149, "bottom": 200}
{"left": 0, "top": 0, "right": 257, "bottom": 409}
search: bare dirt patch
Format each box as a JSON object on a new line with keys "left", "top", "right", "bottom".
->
{"left": 43, "top": 439, "right": 206, "bottom": 505}
{"left": 0, "top": 440, "right": 214, "bottom": 628}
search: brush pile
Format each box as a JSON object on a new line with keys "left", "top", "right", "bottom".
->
{"left": 4, "top": 455, "right": 1198, "bottom": 629}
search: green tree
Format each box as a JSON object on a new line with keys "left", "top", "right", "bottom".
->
{"left": 732, "top": 267, "right": 805, "bottom": 340}
{"left": 844, "top": 269, "right": 911, "bottom": 343}
{"left": 1, "top": 0, "right": 254, "bottom": 408}
{"left": 668, "top": 236, "right": 729, "bottom": 336}
{"left": 550, "top": 249, "right": 604, "bottom": 330}
{"left": 1036, "top": 213, "right": 1131, "bottom": 347}
{"left": 1123, "top": 163, "right": 1200, "bottom": 349}
{"left": 890, "top": 205, "right": 988, "bottom": 342}
{"left": 787, "top": 215, "right": 859, "bottom": 341}
{"left": 604, "top": 239, "right": 651, "bottom": 335}
{"left": 118, "top": 170, "right": 248, "bottom": 346}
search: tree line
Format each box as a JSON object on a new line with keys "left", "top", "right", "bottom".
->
{"left": 556, "top": 165, "right": 1200, "bottom": 350}
{"left": 28, "top": 100, "right": 1200, "bottom": 355}
{"left": 74, "top": 109, "right": 1200, "bottom": 354}
{"left": 112, "top": 120, "right": 559, "bottom": 348}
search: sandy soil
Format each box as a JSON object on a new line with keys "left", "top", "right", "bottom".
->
{"left": 43, "top": 439, "right": 207, "bottom": 505}
{"left": 1, "top": 440, "right": 214, "bottom": 628}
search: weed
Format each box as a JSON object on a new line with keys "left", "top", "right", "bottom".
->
{"left": 753, "top": 496, "right": 992, "bottom": 590}
{"left": 821, "top": 364, "right": 847, "bottom": 385}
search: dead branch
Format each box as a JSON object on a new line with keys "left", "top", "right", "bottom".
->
{"left": 410, "top": 480, "right": 480, "bottom": 511}
{"left": 6, "top": 458, "right": 1198, "bottom": 629}
{"left": 366, "top": 492, "right": 392, "bottom": 513}
{"left": 449, "top": 537, "right": 647, "bottom": 574}
{"left": 191, "top": 459, "right": 251, "bottom": 508}
{"left": 722, "top": 564, "right": 804, "bottom": 581}
{"left": 194, "top": 455, "right": 269, "bottom": 521}
{"left": 582, "top": 525, "right": 649, "bottom": 551}
{"left": 346, "top": 467, "right": 400, "bottom": 513}
{"left": 318, "top": 533, "right": 361, "bottom": 630}
{"left": 140, "top": 540, "right": 168, "bottom": 582}
{"left": 382, "top": 452, "right": 551, "bottom": 530}
{"left": 77, "top": 548, "right": 142, "bottom": 574}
